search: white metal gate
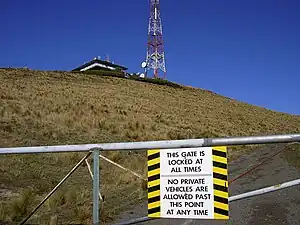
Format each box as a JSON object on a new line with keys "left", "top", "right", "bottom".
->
{"left": 0, "top": 133, "right": 300, "bottom": 225}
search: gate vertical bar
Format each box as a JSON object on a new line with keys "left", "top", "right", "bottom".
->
{"left": 93, "top": 148, "right": 100, "bottom": 225}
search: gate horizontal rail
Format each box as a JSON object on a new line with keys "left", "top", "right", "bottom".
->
{"left": 1, "top": 133, "right": 300, "bottom": 154}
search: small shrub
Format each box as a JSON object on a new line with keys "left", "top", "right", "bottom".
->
{"left": 126, "top": 121, "right": 138, "bottom": 132}
{"left": 283, "top": 144, "right": 300, "bottom": 168}
{"left": 46, "top": 189, "right": 66, "bottom": 210}
{"left": 73, "top": 204, "right": 91, "bottom": 223}
{"left": 125, "top": 131, "right": 140, "bottom": 140}
{"left": 78, "top": 70, "right": 125, "bottom": 78}
{"left": 65, "top": 188, "right": 78, "bottom": 204}
{"left": 49, "top": 216, "right": 58, "bottom": 225}
{"left": 99, "top": 205, "right": 114, "bottom": 223}
{"left": 97, "top": 120, "right": 107, "bottom": 129}
{"left": 151, "top": 124, "right": 157, "bottom": 131}
{"left": 128, "top": 76, "right": 182, "bottom": 88}
{"left": 111, "top": 126, "right": 120, "bottom": 135}
{"left": 10, "top": 188, "right": 35, "bottom": 221}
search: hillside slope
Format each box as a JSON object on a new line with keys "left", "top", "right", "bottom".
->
{"left": 0, "top": 68, "right": 300, "bottom": 224}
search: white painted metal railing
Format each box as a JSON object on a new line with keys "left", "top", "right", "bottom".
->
{"left": 0, "top": 133, "right": 299, "bottom": 225}
{"left": 1, "top": 133, "right": 300, "bottom": 154}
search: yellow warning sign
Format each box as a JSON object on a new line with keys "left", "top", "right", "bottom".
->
{"left": 147, "top": 147, "right": 229, "bottom": 219}
{"left": 148, "top": 149, "right": 161, "bottom": 218}
{"left": 212, "top": 146, "right": 229, "bottom": 219}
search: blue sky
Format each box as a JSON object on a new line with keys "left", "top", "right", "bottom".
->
{"left": 1, "top": 0, "right": 300, "bottom": 115}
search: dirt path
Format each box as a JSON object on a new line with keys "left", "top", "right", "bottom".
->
{"left": 110, "top": 143, "right": 300, "bottom": 225}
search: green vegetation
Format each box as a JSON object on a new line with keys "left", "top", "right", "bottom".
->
{"left": 75, "top": 69, "right": 182, "bottom": 88}
{"left": 0, "top": 68, "right": 300, "bottom": 224}
{"left": 128, "top": 75, "right": 182, "bottom": 88}
{"left": 77, "top": 69, "right": 125, "bottom": 78}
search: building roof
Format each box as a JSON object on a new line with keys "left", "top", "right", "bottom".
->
{"left": 72, "top": 58, "right": 128, "bottom": 71}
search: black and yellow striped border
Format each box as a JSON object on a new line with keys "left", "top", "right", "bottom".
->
{"left": 213, "top": 146, "right": 229, "bottom": 219}
{"left": 147, "top": 149, "right": 161, "bottom": 218}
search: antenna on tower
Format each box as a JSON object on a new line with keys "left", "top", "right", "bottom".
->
{"left": 143, "top": 0, "right": 166, "bottom": 79}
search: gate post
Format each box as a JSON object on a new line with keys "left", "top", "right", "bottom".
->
{"left": 93, "top": 148, "right": 100, "bottom": 225}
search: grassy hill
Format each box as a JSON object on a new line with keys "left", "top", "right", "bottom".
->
{"left": 0, "top": 68, "right": 300, "bottom": 224}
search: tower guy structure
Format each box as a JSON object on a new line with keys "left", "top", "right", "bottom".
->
{"left": 143, "top": 0, "right": 166, "bottom": 79}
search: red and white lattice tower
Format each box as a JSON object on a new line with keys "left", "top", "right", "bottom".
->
{"left": 142, "top": 0, "right": 166, "bottom": 79}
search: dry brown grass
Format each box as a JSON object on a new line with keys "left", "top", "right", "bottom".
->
{"left": 282, "top": 143, "right": 300, "bottom": 169}
{"left": 0, "top": 202, "right": 5, "bottom": 222}
{"left": 0, "top": 68, "right": 300, "bottom": 224}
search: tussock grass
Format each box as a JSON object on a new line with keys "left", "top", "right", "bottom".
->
{"left": 0, "top": 68, "right": 300, "bottom": 224}
{"left": 11, "top": 189, "right": 35, "bottom": 220}
{"left": 0, "top": 202, "right": 5, "bottom": 222}
{"left": 283, "top": 143, "right": 300, "bottom": 168}
{"left": 0, "top": 188, "right": 36, "bottom": 223}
